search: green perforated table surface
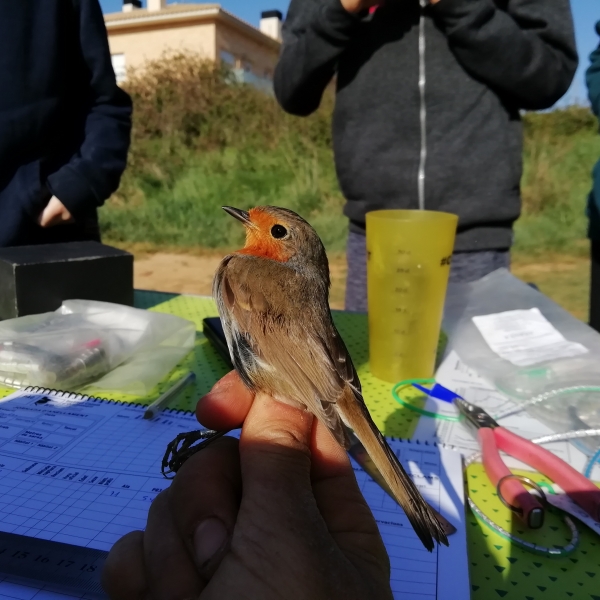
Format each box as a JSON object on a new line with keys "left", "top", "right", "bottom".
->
{"left": 0, "top": 291, "right": 598, "bottom": 599}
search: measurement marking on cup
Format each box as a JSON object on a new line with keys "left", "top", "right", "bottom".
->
{"left": 366, "top": 209, "right": 457, "bottom": 382}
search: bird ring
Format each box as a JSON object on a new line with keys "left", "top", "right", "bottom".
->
{"left": 161, "top": 429, "right": 232, "bottom": 479}
{"left": 496, "top": 474, "right": 547, "bottom": 514}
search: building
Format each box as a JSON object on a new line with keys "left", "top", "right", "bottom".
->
{"left": 104, "top": 0, "right": 282, "bottom": 92}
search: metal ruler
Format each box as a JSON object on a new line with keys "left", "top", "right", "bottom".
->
{"left": 0, "top": 531, "right": 107, "bottom": 598}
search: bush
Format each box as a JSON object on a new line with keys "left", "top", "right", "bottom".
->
{"left": 102, "top": 52, "right": 600, "bottom": 257}
{"left": 124, "top": 52, "right": 333, "bottom": 151}
{"left": 523, "top": 106, "right": 597, "bottom": 140}
{"left": 514, "top": 108, "right": 599, "bottom": 256}
{"left": 102, "top": 53, "right": 344, "bottom": 250}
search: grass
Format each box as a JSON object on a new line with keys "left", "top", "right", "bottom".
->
{"left": 102, "top": 128, "right": 600, "bottom": 258}
{"left": 99, "top": 53, "right": 600, "bottom": 318}
{"left": 512, "top": 255, "right": 590, "bottom": 320}
{"left": 514, "top": 129, "right": 600, "bottom": 258}
{"left": 102, "top": 144, "right": 348, "bottom": 252}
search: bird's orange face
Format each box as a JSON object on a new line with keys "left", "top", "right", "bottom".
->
{"left": 224, "top": 206, "right": 294, "bottom": 262}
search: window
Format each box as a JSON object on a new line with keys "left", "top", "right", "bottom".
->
{"left": 111, "top": 54, "right": 126, "bottom": 83}
{"left": 219, "top": 50, "right": 235, "bottom": 66}
{"left": 242, "top": 61, "right": 252, "bottom": 74}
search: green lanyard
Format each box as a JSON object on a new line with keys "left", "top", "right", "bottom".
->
{"left": 391, "top": 378, "right": 462, "bottom": 422}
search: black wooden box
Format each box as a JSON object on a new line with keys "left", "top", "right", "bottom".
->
{"left": 0, "top": 242, "right": 134, "bottom": 320}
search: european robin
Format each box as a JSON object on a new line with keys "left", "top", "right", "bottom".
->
{"left": 214, "top": 205, "right": 448, "bottom": 551}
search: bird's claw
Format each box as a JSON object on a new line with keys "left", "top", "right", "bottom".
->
{"left": 161, "top": 429, "right": 231, "bottom": 479}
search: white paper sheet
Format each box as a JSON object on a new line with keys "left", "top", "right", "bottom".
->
{"left": 0, "top": 391, "right": 192, "bottom": 551}
{"left": 351, "top": 438, "right": 469, "bottom": 600}
{"left": 472, "top": 308, "right": 588, "bottom": 367}
{"left": 0, "top": 389, "right": 469, "bottom": 600}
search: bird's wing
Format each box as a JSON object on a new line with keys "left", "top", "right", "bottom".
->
{"left": 213, "top": 255, "right": 353, "bottom": 446}
{"left": 214, "top": 256, "right": 448, "bottom": 550}
{"left": 213, "top": 255, "right": 265, "bottom": 391}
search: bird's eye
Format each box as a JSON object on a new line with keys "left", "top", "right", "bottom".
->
{"left": 271, "top": 224, "right": 288, "bottom": 239}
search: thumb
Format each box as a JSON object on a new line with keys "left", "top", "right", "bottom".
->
{"left": 239, "top": 391, "right": 315, "bottom": 508}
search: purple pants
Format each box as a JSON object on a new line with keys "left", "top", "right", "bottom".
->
{"left": 344, "top": 231, "right": 510, "bottom": 312}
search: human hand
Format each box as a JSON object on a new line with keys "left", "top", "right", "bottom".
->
{"left": 37, "top": 196, "right": 74, "bottom": 227}
{"left": 340, "top": 0, "right": 382, "bottom": 14}
{"left": 102, "top": 371, "right": 393, "bottom": 600}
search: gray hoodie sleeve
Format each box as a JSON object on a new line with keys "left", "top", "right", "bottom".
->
{"left": 429, "top": 0, "right": 578, "bottom": 110}
{"left": 274, "top": 0, "right": 361, "bottom": 116}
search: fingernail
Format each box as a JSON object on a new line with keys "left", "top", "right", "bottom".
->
{"left": 206, "top": 379, "right": 231, "bottom": 399}
{"left": 194, "top": 518, "right": 228, "bottom": 568}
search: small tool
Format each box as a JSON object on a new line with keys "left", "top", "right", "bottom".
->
{"left": 456, "top": 397, "right": 600, "bottom": 529}
{"left": 145, "top": 372, "right": 196, "bottom": 420}
{"left": 411, "top": 382, "right": 463, "bottom": 403}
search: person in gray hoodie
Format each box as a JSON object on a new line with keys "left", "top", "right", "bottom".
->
{"left": 274, "top": 0, "right": 577, "bottom": 311}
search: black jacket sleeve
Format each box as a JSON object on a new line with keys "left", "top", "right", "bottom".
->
{"left": 429, "top": 0, "right": 578, "bottom": 110}
{"left": 47, "top": 0, "right": 132, "bottom": 215}
{"left": 274, "top": 0, "right": 361, "bottom": 116}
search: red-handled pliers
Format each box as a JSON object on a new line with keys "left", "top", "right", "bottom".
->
{"left": 456, "top": 398, "right": 600, "bottom": 529}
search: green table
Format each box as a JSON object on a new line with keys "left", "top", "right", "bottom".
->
{"left": 1, "top": 290, "right": 597, "bottom": 599}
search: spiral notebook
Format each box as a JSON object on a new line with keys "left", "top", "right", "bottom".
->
{"left": 0, "top": 387, "right": 467, "bottom": 600}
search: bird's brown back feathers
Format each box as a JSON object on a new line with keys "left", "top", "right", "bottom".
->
{"left": 214, "top": 206, "right": 448, "bottom": 551}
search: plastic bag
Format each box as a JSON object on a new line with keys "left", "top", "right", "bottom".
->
{"left": 0, "top": 300, "right": 195, "bottom": 394}
{"left": 443, "top": 269, "right": 600, "bottom": 380}
{"left": 443, "top": 269, "right": 600, "bottom": 455}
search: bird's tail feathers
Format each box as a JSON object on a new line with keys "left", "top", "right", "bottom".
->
{"left": 337, "top": 387, "right": 448, "bottom": 552}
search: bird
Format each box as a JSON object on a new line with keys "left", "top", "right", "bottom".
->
{"left": 213, "top": 205, "right": 448, "bottom": 551}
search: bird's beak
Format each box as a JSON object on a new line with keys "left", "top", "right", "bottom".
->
{"left": 222, "top": 206, "right": 253, "bottom": 227}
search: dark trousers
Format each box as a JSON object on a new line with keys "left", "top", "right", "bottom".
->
{"left": 344, "top": 230, "right": 510, "bottom": 312}
{"left": 591, "top": 240, "right": 600, "bottom": 332}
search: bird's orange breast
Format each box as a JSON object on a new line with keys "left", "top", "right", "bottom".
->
{"left": 237, "top": 239, "right": 289, "bottom": 262}
{"left": 236, "top": 208, "right": 291, "bottom": 262}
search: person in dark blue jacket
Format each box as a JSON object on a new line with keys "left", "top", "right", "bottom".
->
{"left": 0, "top": 0, "right": 132, "bottom": 247}
{"left": 587, "top": 22, "right": 600, "bottom": 332}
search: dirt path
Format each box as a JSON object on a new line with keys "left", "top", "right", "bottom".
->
{"left": 134, "top": 252, "right": 590, "bottom": 319}
{"left": 135, "top": 253, "right": 223, "bottom": 297}
{"left": 134, "top": 252, "right": 348, "bottom": 308}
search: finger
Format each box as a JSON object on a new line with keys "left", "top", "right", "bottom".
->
{"left": 142, "top": 490, "right": 202, "bottom": 600}
{"left": 196, "top": 370, "right": 253, "bottom": 430}
{"left": 310, "top": 419, "right": 389, "bottom": 574}
{"left": 240, "top": 391, "right": 314, "bottom": 494}
{"left": 102, "top": 531, "right": 147, "bottom": 600}
{"left": 238, "top": 391, "right": 319, "bottom": 535}
{"left": 310, "top": 418, "right": 383, "bottom": 540}
{"left": 310, "top": 415, "right": 353, "bottom": 480}
{"left": 37, "top": 209, "right": 49, "bottom": 228}
{"left": 232, "top": 392, "right": 348, "bottom": 595}
{"left": 145, "top": 436, "right": 241, "bottom": 595}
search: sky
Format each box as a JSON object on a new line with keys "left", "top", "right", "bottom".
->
{"left": 99, "top": 0, "right": 598, "bottom": 107}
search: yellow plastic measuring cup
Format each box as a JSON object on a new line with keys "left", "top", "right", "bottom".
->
{"left": 366, "top": 210, "right": 458, "bottom": 383}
